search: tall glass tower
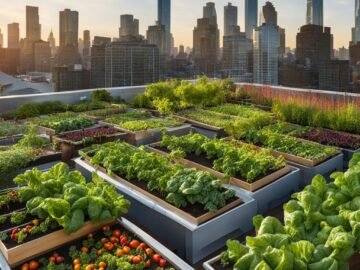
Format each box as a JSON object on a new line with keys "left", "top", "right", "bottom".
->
{"left": 354, "top": 0, "right": 360, "bottom": 42}
{"left": 306, "top": 0, "right": 323, "bottom": 26}
{"left": 245, "top": 0, "right": 258, "bottom": 40}
{"left": 158, "top": 0, "right": 171, "bottom": 55}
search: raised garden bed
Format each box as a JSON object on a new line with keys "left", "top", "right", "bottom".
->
{"left": 147, "top": 141, "right": 291, "bottom": 192}
{"left": 3, "top": 218, "right": 193, "bottom": 270}
{"left": 53, "top": 125, "right": 127, "bottom": 160}
{"left": 100, "top": 110, "right": 191, "bottom": 145}
{"left": 83, "top": 106, "right": 127, "bottom": 121}
{"left": 0, "top": 219, "right": 114, "bottom": 267}
{"left": 81, "top": 157, "right": 242, "bottom": 225}
{"left": 30, "top": 112, "right": 94, "bottom": 136}
{"left": 0, "top": 122, "right": 28, "bottom": 146}
{"left": 75, "top": 157, "right": 257, "bottom": 264}
{"left": 267, "top": 122, "right": 360, "bottom": 168}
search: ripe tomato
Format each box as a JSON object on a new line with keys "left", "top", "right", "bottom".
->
{"left": 73, "top": 264, "right": 81, "bottom": 270}
{"left": 32, "top": 219, "right": 40, "bottom": 226}
{"left": 81, "top": 246, "right": 89, "bottom": 253}
{"left": 29, "top": 260, "right": 40, "bottom": 270}
{"left": 101, "top": 237, "right": 109, "bottom": 244}
{"left": 120, "top": 236, "right": 128, "bottom": 246}
{"left": 55, "top": 256, "right": 65, "bottom": 264}
{"left": 48, "top": 256, "right": 56, "bottom": 263}
{"left": 73, "top": 259, "right": 81, "bottom": 265}
{"left": 116, "top": 249, "right": 124, "bottom": 256}
{"left": 159, "top": 259, "right": 167, "bottom": 267}
{"left": 123, "top": 246, "right": 131, "bottom": 254}
{"left": 138, "top": 242, "right": 146, "bottom": 250}
{"left": 145, "top": 248, "right": 153, "bottom": 256}
{"left": 21, "top": 263, "right": 29, "bottom": 270}
{"left": 87, "top": 233, "right": 93, "bottom": 239}
{"left": 97, "top": 249, "right": 103, "bottom": 256}
{"left": 132, "top": 255, "right": 142, "bottom": 264}
{"left": 152, "top": 254, "right": 161, "bottom": 263}
{"left": 129, "top": 240, "right": 140, "bottom": 249}
{"left": 98, "top": 261, "right": 107, "bottom": 268}
{"left": 110, "top": 236, "right": 119, "bottom": 244}
{"left": 112, "top": 229, "right": 121, "bottom": 237}
{"left": 85, "top": 264, "right": 95, "bottom": 270}
{"left": 102, "top": 225, "right": 110, "bottom": 232}
{"left": 145, "top": 260, "right": 151, "bottom": 268}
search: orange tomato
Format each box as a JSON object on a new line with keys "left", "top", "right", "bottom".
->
{"left": 101, "top": 237, "right": 109, "bottom": 244}
{"left": 145, "top": 248, "right": 153, "bottom": 256}
{"left": 97, "top": 249, "right": 103, "bottom": 256}
{"left": 129, "top": 240, "right": 140, "bottom": 249}
{"left": 81, "top": 246, "right": 89, "bottom": 253}
{"left": 123, "top": 246, "right": 131, "bottom": 254}
{"left": 73, "top": 259, "right": 81, "bottom": 265}
{"left": 102, "top": 225, "right": 110, "bottom": 232}
{"left": 132, "top": 255, "right": 142, "bottom": 264}
{"left": 113, "top": 229, "right": 121, "bottom": 237}
{"left": 73, "top": 265, "right": 81, "bottom": 270}
{"left": 21, "top": 263, "right": 29, "bottom": 270}
{"left": 116, "top": 249, "right": 124, "bottom": 257}
{"left": 29, "top": 260, "right": 40, "bottom": 270}
{"left": 98, "top": 261, "right": 107, "bottom": 268}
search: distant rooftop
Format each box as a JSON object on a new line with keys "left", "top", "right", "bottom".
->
{"left": 0, "top": 72, "right": 54, "bottom": 96}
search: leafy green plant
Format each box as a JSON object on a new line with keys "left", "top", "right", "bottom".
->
{"left": 240, "top": 129, "right": 339, "bottom": 161}
{"left": 0, "top": 122, "right": 28, "bottom": 138}
{"left": 208, "top": 103, "right": 271, "bottom": 119}
{"left": 132, "top": 94, "right": 153, "bottom": 109}
{"left": 14, "top": 163, "right": 130, "bottom": 234}
{"left": 12, "top": 101, "right": 67, "bottom": 119}
{"left": 119, "top": 118, "right": 183, "bottom": 131}
{"left": 31, "top": 112, "right": 93, "bottom": 133}
{"left": 160, "top": 133, "right": 286, "bottom": 182}
{"left": 84, "top": 142, "right": 236, "bottom": 212}
{"left": 10, "top": 211, "right": 27, "bottom": 225}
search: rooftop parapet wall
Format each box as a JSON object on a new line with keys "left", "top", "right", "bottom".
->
{"left": 236, "top": 83, "right": 360, "bottom": 110}
{"left": 0, "top": 85, "right": 145, "bottom": 114}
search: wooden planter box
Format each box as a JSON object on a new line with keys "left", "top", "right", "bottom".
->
{"left": 99, "top": 120, "right": 191, "bottom": 146}
{"left": 84, "top": 107, "right": 127, "bottom": 121}
{"left": 172, "top": 114, "right": 226, "bottom": 138}
{"left": 82, "top": 159, "right": 242, "bottom": 225}
{"left": 53, "top": 126, "right": 127, "bottom": 160}
{"left": 0, "top": 220, "right": 115, "bottom": 267}
{"left": 0, "top": 135, "right": 24, "bottom": 146}
{"left": 147, "top": 142, "right": 291, "bottom": 192}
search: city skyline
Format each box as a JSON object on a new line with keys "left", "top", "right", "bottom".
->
{"left": 0, "top": 0, "right": 353, "bottom": 49}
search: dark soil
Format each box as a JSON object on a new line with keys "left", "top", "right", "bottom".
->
{"left": 0, "top": 212, "right": 34, "bottom": 232}
{"left": 0, "top": 201, "right": 26, "bottom": 216}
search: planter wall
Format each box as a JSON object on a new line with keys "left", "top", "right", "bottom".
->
{"left": 0, "top": 135, "right": 23, "bottom": 147}
{"left": 75, "top": 158, "right": 257, "bottom": 265}
{"left": 288, "top": 153, "right": 344, "bottom": 187}
{"left": 342, "top": 148, "right": 360, "bottom": 168}
{"left": 240, "top": 167, "right": 301, "bottom": 214}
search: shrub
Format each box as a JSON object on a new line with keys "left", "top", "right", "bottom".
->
{"left": 14, "top": 101, "right": 66, "bottom": 119}
{"left": 91, "top": 89, "right": 113, "bottom": 102}
{"left": 132, "top": 94, "right": 152, "bottom": 109}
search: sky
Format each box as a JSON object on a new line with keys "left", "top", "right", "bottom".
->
{"left": 0, "top": 0, "right": 354, "bottom": 49}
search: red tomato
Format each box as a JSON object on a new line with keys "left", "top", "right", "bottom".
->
{"left": 152, "top": 254, "right": 161, "bottom": 264}
{"left": 139, "top": 242, "right": 146, "bottom": 250}
{"left": 21, "top": 263, "right": 29, "bottom": 270}
{"left": 116, "top": 249, "right": 124, "bottom": 256}
{"left": 145, "top": 248, "right": 154, "bottom": 256}
{"left": 123, "top": 246, "right": 130, "bottom": 254}
{"left": 29, "top": 260, "right": 40, "bottom": 270}
{"left": 113, "top": 229, "right": 121, "bottom": 237}
{"left": 145, "top": 260, "right": 151, "bottom": 268}
{"left": 159, "top": 259, "right": 167, "bottom": 267}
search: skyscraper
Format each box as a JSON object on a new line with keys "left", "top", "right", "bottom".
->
{"left": 91, "top": 36, "right": 112, "bottom": 88}
{"left": 26, "top": 6, "right": 41, "bottom": 41}
{"left": 119, "top": 15, "right": 139, "bottom": 39}
{"left": 306, "top": 0, "right": 323, "bottom": 26}
{"left": 354, "top": 0, "right": 360, "bottom": 42}
{"left": 105, "top": 40, "right": 160, "bottom": 87}
{"left": 147, "top": 22, "right": 166, "bottom": 55}
{"left": 203, "top": 2, "right": 217, "bottom": 26}
{"left": 193, "top": 2, "right": 220, "bottom": 74}
{"left": 59, "top": 9, "right": 79, "bottom": 48}
{"left": 245, "top": 0, "right": 258, "bottom": 39}
{"left": 83, "top": 30, "right": 91, "bottom": 70}
{"left": 58, "top": 9, "right": 80, "bottom": 66}
{"left": 48, "top": 30, "right": 56, "bottom": 56}
{"left": 8, "top": 23, "right": 20, "bottom": 48}
{"left": 0, "top": 29, "right": 3, "bottom": 48}
{"left": 260, "top": 2, "right": 277, "bottom": 25}
{"left": 224, "top": 3, "right": 238, "bottom": 36}
{"left": 158, "top": 0, "right": 171, "bottom": 56}
{"left": 253, "top": 2, "right": 279, "bottom": 85}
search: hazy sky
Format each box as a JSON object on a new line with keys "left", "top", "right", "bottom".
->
{"left": 0, "top": 0, "right": 354, "bottom": 49}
